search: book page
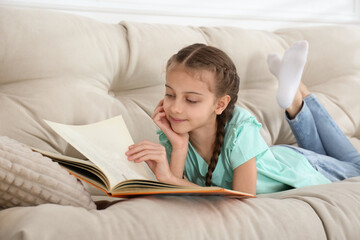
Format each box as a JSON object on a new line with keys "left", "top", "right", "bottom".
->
{"left": 45, "top": 116, "right": 157, "bottom": 190}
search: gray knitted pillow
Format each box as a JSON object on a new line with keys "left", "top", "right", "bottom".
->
{"left": 0, "top": 136, "right": 96, "bottom": 210}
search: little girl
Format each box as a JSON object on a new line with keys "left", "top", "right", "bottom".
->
{"left": 126, "top": 42, "right": 360, "bottom": 195}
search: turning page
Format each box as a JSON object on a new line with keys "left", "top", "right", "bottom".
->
{"left": 45, "top": 116, "right": 157, "bottom": 190}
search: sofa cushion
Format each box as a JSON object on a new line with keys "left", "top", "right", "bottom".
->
{"left": 0, "top": 136, "right": 96, "bottom": 210}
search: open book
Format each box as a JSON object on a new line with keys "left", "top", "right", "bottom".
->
{"left": 32, "top": 115, "right": 255, "bottom": 198}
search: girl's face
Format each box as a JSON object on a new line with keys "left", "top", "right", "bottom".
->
{"left": 163, "top": 65, "right": 220, "bottom": 135}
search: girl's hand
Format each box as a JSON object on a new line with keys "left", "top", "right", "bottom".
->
{"left": 126, "top": 140, "right": 174, "bottom": 183}
{"left": 152, "top": 99, "right": 189, "bottom": 150}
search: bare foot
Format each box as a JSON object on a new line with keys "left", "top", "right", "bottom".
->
{"left": 286, "top": 88, "right": 303, "bottom": 119}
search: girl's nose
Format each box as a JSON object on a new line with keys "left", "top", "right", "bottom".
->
{"left": 171, "top": 99, "right": 183, "bottom": 113}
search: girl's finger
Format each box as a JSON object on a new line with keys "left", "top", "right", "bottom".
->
{"left": 153, "top": 113, "right": 172, "bottom": 130}
{"left": 153, "top": 112, "right": 166, "bottom": 123}
{"left": 129, "top": 150, "right": 165, "bottom": 162}
{"left": 128, "top": 140, "right": 158, "bottom": 149}
{"left": 152, "top": 100, "right": 164, "bottom": 114}
{"left": 133, "top": 153, "right": 166, "bottom": 163}
{"left": 156, "top": 99, "right": 164, "bottom": 108}
{"left": 152, "top": 106, "right": 165, "bottom": 119}
{"left": 127, "top": 142, "right": 163, "bottom": 156}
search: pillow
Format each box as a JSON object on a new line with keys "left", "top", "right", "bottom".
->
{"left": 0, "top": 136, "right": 96, "bottom": 210}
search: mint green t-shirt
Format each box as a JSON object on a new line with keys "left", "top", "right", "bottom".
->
{"left": 158, "top": 106, "right": 331, "bottom": 194}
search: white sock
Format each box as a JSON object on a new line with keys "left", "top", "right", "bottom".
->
{"left": 267, "top": 40, "right": 309, "bottom": 109}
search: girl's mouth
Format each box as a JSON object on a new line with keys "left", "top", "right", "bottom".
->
{"left": 170, "top": 116, "right": 186, "bottom": 124}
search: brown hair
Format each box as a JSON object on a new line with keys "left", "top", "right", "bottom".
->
{"left": 166, "top": 43, "right": 240, "bottom": 186}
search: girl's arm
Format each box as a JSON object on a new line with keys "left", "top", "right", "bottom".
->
{"left": 167, "top": 174, "right": 199, "bottom": 187}
{"left": 152, "top": 99, "right": 189, "bottom": 179}
{"left": 169, "top": 146, "right": 188, "bottom": 179}
{"left": 232, "top": 157, "right": 257, "bottom": 195}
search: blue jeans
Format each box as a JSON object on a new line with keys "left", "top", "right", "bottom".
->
{"left": 285, "top": 94, "right": 360, "bottom": 182}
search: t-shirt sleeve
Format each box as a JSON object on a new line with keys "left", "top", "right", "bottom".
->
{"left": 229, "top": 117, "right": 269, "bottom": 170}
{"left": 157, "top": 130, "right": 172, "bottom": 164}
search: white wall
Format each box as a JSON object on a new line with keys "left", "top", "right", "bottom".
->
{"left": 1, "top": 0, "right": 360, "bottom": 30}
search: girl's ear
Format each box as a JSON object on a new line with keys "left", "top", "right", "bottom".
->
{"left": 215, "top": 95, "right": 231, "bottom": 115}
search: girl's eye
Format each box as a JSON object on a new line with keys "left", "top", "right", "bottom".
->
{"left": 165, "top": 94, "right": 174, "bottom": 98}
{"left": 186, "top": 99, "right": 197, "bottom": 104}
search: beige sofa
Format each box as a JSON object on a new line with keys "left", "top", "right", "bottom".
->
{"left": 1, "top": 6, "right": 360, "bottom": 240}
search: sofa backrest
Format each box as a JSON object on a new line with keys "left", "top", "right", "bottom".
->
{"left": 1, "top": 7, "right": 360, "bottom": 157}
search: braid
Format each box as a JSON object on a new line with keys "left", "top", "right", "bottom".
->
{"left": 205, "top": 99, "right": 235, "bottom": 186}
{"left": 205, "top": 114, "right": 227, "bottom": 186}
